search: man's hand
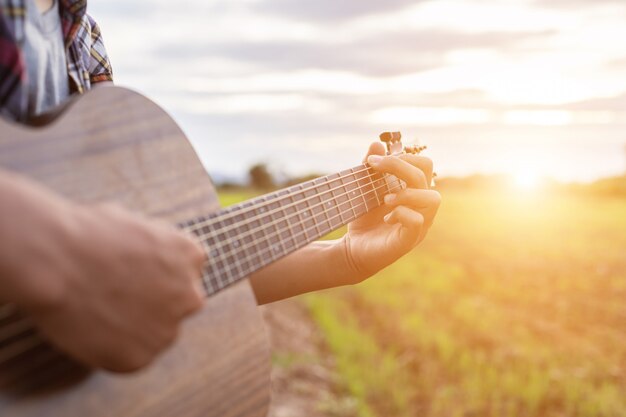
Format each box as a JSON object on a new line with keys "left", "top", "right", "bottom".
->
{"left": 341, "top": 142, "right": 441, "bottom": 282}
{"left": 0, "top": 171, "right": 206, "bottom": 372}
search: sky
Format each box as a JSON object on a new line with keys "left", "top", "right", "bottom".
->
{"left": 89, "top": 0, "right": 626, "bottom": 183}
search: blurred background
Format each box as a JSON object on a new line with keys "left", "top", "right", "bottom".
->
{"left": 90, "top": 0, "right": 625, "bottom": 416}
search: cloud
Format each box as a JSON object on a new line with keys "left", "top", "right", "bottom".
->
{"left": 608, "top": 57, "right": 626, "bottom": 70}
{"left": 253, "top": 0, "right": 426, "bottom": 22}
{"left": 156, "top": 29, "right": 554, "bottom": 77}
{"left": 309, "top": 89, "right": 495, "bottom": 113}
{"left": 166, "top": 89, "right": 497, "bottom": 119}
{"left": 494, "top": 92, "right": 626, "bottom": 113}
{"left": 533, "top": 0, "right": 626, "bottom": 9}
{"left": 561, "top": 92, "right": 626, "bottom": 112}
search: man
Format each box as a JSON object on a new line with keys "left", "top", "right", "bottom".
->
{"left": 0, "top": 0, "right": 440, "bottom": 372}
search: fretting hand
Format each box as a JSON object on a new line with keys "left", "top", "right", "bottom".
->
{"left": 340, "top": 142, "right": 441, "bottom": 282}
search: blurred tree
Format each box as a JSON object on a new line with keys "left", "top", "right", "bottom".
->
{"left": 248, "top": 163, "right": 275, "bottom": 190}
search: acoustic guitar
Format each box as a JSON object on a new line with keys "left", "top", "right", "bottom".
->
{"left": 0, "top": 87, "right": 423, "bottom": 417}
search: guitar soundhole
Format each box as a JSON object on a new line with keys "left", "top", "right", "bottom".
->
{"left": 0, "top": 304, "right": 91, "bottom": 399}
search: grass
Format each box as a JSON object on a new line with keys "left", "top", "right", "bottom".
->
{"left": 219, "top": 186, "right": 626, "bottom": 417}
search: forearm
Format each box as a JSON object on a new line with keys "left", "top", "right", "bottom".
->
{"left": 0, "top": 170, "right": 74, "bottom": 307}
{"left": 248, "top": 238, "right": 356, "bottom": 305}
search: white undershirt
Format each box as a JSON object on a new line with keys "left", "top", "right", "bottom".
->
{"left": 22, "top": 0, "right": 69, "bottom": 117}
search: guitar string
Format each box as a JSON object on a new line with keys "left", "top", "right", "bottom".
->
{"left": 203, "top": 179, "right": 404, "bottom": 293}
{"left": 0, "top": 315, "right": 35, "bottom": 344}
{"left": 201, "top": 181, "right": 400, "bottom": 294}
{"left": 0, "top": 170, "right": 404, "bottom": 350}
{"left": 202, "top": 178, "right": 404, "bottom": 293}
{"left": 0, "top": 179, "right": 402, "bottom": 365}
{"left": 186, "top": 168, "right": 392, "bottom": 249}
{"left": 2, "top": 341, "right": 64, "bottom": 387}
{"left": 184, "top": 164, "right": 376, "bottom": 235}
{"left": 0, "top": 183, "right": 403, "bottom": 364}
{"left": 0, "top": 168, "right": 406, "bottom": 363}
{"left": 184, "top": 164, "right": 379, "bottom": 236}
{"left": 193, "top": 173, "right": 395, "bottom": 280}
{"left": 194, "top": 172, "right": 397, "bottom": 277}
{"left": 0, "top": 331, "right": 45, "bottom": 367}
{"left": 200, "top": 174, "right": 400, "bottom": 269}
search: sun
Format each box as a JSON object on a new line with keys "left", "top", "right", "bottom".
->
{"left": 513, "top": 171, "right": 541, "bottom": 190}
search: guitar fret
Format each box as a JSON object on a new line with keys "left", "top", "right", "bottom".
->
{"left": 317, "top": 177, "right": 334, "bottom": 235}
{"left": 226, "top": 210, "right": 246, "bottom": 282}
{"left": 367, "top": 170, "right": 380, "bottom": 206}
{"left": 325, "top": 177, "right": 338, "bottom": 231}
{"left": 278, "top": 216, "right": 294, "bottom": 252}
{"left": 295, "top": 183, "right": 313, "bottom": 243}
{"left": 331, "top": 173, "right": 349, "bottom": 226}
{"left": 239, "top": 201, "right": 257, "bottom": 274}
{"left": 281, "top": 196, "right": 298, "bottom": 250}
{"left": 287, "top": 185, "right": 304, "bottom": 248}
{"left": 356, "top": 167, "right": 374, "bottom": 212}
{"left": 345, "top": 168, "right": 360, "bottom": 219}
{"left": 196, "top": 219, "right": 221, "bottom": 292}
{"left": 211, "top": 219, "right": 230, "bottom": 288}
{"left": 276, "top": 192, "right": 291, "bottom": 250}
{"left": 238, "top": 222, "right": 252, "bottom": 273}
{"left": 220, "top": 215, "right": 235, "bottom": 285}
{"left": 204, "top": 265, "right": 217, "bottom": 293}
{"left": 383, "top": 177, "right": 391, "bottom": 198}
{"left": 396, "top": 177, "right": 405, "bottom": 192}
{"left": 230, "top": 207, "right": 245, "bottom": 274}
{"left": 253, "top": 196, "right": 271, "bottom": 267}
{"left": 267, "top": 199, "right": 285, "bottom": 260}
{"left": 198, "top": 240, "right": 213, "bottom": 294}
{"left": 308, "top": 179, "right": 325, "bottom": 238}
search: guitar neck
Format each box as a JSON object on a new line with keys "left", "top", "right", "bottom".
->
{"left": 180, "top": 164, "right": 404, "bottom": 296}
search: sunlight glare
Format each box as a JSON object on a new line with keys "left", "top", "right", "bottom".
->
{"left": 513, "top": 171, "right": 541, "bottom": 191}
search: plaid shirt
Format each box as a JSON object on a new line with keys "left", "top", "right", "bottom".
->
{"left": 0, "top": 0, "right": 112, "bottom": 121}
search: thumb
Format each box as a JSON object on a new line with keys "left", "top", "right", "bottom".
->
{"left": 362, "top": 141, "right": 386, "bottom": 163}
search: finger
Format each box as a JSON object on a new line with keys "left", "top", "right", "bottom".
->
{"left": 102, "top": 345, "right": 154, "bottom": 373}
{"left": 384, "top": 189, "right": 441, "bottom": 228}
{"left": 362, "top": 141, "right": 386, "bottom": 162}
{"left": 383, "top": 206, "right": 425, "bottom": 248}
{"left": 367, "top": 155, "right": 428, "bottom": 189}
{"left": 398, "top": 154, "right": 434, "bottom": 188}
{"left": 186, "top": 238, "right": 208, "bottom": 269}
{"left": 172, "top": 277, "right": 205, "bottom": 318}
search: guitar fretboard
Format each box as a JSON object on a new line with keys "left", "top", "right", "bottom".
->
{"left": 180, "top": 164, "right": 404, "bottom": 296}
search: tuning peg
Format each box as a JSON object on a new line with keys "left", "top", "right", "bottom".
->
{"left": 380, "top": 131, "right": 403, "bottom": 154}
{"left": 404, "top": 144, "right": 428, "bottom": 154}
{"left": 379, "top": 131, "right": 402, "bottom": 143}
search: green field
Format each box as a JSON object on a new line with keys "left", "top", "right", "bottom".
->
{"left": 220, "top": 186, "right": 626, "bottom": 417}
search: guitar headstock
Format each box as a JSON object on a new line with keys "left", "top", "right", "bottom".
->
{"left": 379, "top": 132, "right": 427, "bottom": 156}
{"left": 379, "top": 131, "right": 436, "bottom": 186}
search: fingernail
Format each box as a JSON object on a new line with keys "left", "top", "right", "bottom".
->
{"left": 368, "top": 155, "right": 383, "bottom": 166}
{"left": 384, "top": 194, "right": 396, "bottom": 204}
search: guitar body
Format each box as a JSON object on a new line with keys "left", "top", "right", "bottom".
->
{"left": 0, "top": 87, "right": 270, "bottom": 416}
